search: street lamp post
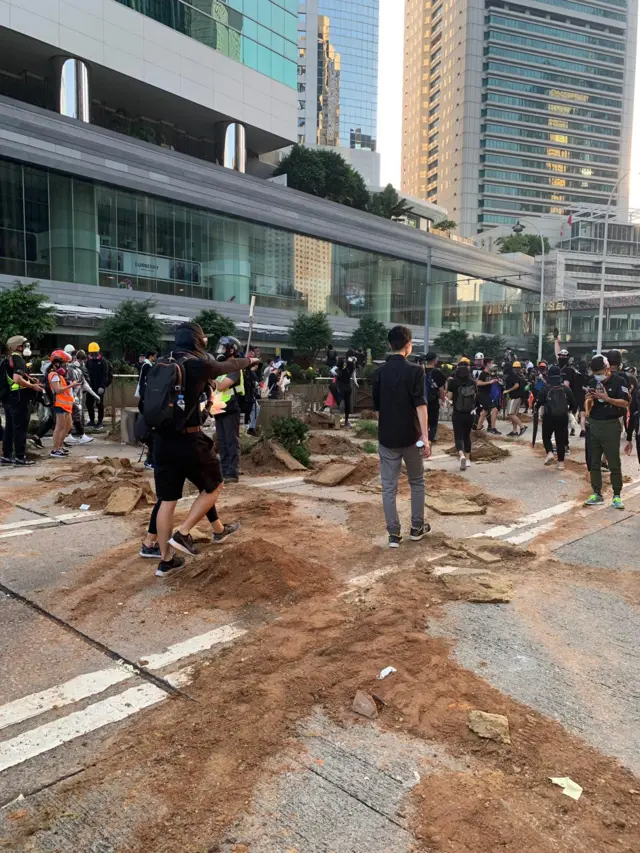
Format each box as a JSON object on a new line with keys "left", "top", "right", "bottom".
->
{"left": 597, "top": 172, "right": 629, "bottom": 353}
{"left": 513, "top": 219, "right": 545, "bottom": 362}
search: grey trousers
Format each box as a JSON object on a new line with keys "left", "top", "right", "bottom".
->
{"left": 379, "top": 443, "right": 425, "bottom": 534}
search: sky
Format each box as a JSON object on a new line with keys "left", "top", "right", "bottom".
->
{"left": 377, "top": 0, "right": 640, "bottom": 207}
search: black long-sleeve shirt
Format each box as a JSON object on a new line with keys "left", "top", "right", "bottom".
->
{"left": 372, "top": 354, "right": 426, "bottom": 449}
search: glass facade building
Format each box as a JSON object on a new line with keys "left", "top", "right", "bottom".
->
{"left": 0, "top": 156, "right": 538, "bottom": 338}
{"left": 115, "top": 0, "right": 299, "bottom": 88}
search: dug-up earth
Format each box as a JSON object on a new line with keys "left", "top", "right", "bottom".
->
{"left": 1, "top": 428, "right": 639, "bottom": 853}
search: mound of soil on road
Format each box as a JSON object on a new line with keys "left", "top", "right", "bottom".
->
{"left": 446, "top": 437, "right": 510, "bottom": 462}
{"left": 180, "top": 537, "right": 332, "bottom": 608}
{"left": 307, "top": 433, "right": 362, "bottom": 456}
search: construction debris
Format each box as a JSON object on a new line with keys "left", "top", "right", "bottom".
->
{"left": 307, "top": 433, "right": 361, "bottom": 456}
{"left": 426, "top": 493, "right": 487, "bottom": 515}
{"left": 305, "top": 460, "right": 358, "bottom": 486}
{"left": 468, "top": 710, "right": 511, "bottom": 745}
{"left": 308, "top": 410, "right": 341, "bottom": 429}
{"left": 105, "top": 486, "right": 143, "bottom": 516}
{"left": 446, "top": 438, "right": 510, "bottom": 463}
{"left": 352, "top": 690, "right": 378, "bottom": 719}
{"left": 440, "top": 572, "right": 514, "bottom": 603}
{"left": 269, "top": 441, "right": 307, "bottom": 471}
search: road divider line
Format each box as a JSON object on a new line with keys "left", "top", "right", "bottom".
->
{"left": 248, "top": 476, "right": 306, "bottom": 490}
{"left": 0, "top": 624, "right": 246, "bottom": 736}
{"left": 0, "top": 530, "right": 33, "bottom": 540}
{"left": 504, "top": 521, "right": 558, "bottom": 546}
{"left": 0, "top": 669, "right": 192, "bottom": 774}
{"left": 471, "top": 501, "right": 577, "bottom": 539}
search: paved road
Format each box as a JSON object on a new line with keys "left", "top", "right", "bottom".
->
{"left": 0, "top": 428, "right": 638, "bottom": 851}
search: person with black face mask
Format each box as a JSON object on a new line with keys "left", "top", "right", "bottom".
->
{"left": 446, "top": 358, "right": 477, "bottom": 471}
{"left": 214, "top": 335, "right": 246, "bottom": 484}
{"left": 148, "top": 323, "right": 256, "bottom": 578}
{"left": 555, "top": 340, "right": 581, "bottom": 437}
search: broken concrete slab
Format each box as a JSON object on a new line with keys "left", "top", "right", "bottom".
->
{"left": 268, "top": 441, "right": 307, "bottom": 471}
{"left": 426, "top": 493, "right": 487, "bottom": 516}
{"left": 352, "top": 690, "right": 378, "bottom": 719}
{"left": 309, "top": 411, "right": 341, "bottom": 429}
{"left": 468, "top": 710, "right": 511, "bottom": 744}
{"left": 305, "top": 461, "right": 358, "bottom": 486}
{"left": 104, "top": 486, "right": 142, "bottom": 516}
{"left": 440, "top": 573, "right": 514, "bottom": 603}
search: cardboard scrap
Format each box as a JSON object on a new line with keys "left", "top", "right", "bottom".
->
{"left": 305, "top": 461, "right": 357, "bottom": 487}
{"left": 426, "top": 493, "right": 487, "bottom": 516}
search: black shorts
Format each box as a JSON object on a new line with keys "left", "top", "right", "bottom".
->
{"left": 153, "top": 432, "right": 223, "bottom": 502}
{"left": 480, "top": 403, "right": 498, "bottom": 414}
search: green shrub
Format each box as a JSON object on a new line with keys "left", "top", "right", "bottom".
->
{"left": 354, "top": 420, "right": 378, "bottom": 438}
{"left": 362, "top": 440, "right": 377, "bottom": 454}
{"left": 362, "top": 363, "right": 378, "bottom": 379}
{"left": 304, "top": 366, "right": 317, "bottom": 381}
{"left": 288, "top": 363, "right": 304, "bottom": 382}
{"left": 317, "top": 364, "right": 332, "bottom": 378}
{"left": 269, "top": 416, "right": 310, "bottom": 467}
{"left": 112, "top": 359, "right": 136, "bottom": 375}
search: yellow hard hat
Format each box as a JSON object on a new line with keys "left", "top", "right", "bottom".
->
{"left": 512, "top": 361, "right": 522, "bottom": 368}
{"left": 88, "top": 341, "right": 100, "bottom": 353}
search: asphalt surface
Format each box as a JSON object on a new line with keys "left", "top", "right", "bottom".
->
{"left": 0, "top": 426, "right": 639, "bottom": 851}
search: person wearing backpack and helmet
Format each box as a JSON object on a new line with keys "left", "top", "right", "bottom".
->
{"left": 446, "top": 358, "right": 477, "bottom": 471}
{"left": 47, "top": 350, "right": 81, "bottom": 458}
{"left": 85, "top": 342, "right": 113, "bottom": 430}
{"left": 214, "top": 335, "right": 245, "bottom": 484}
{"left": 536, "top": 365, "right": 576, "bottom": 472}
{"left": 1, "top": 335, "right": 43, "bottom": 466}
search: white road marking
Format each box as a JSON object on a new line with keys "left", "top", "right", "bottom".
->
{"left": 54, "top": 510, "right": 102, "bottom": 523}
{"left": 142, "top": 624, "right": 247, "bottom": 670}
{"left": 0, "top": 669, "right": 131, "bottom": 731}
{"left": 344, "top": 551, "right": 448, "bottom": 591}
{"left": 0, "top": 669, "right": 192, "bottom": 773}
{"left": 248, "top": 476, "right": 306, "bottom": 490}
{"left": 471, "top": 501, "right": 578, "bottom": 539}
{"left": 0, "top": 624, "right": 246, "bottom": 738}
{"left": 504, "top": 521, "right": 558, "bottom": 546}
{"left": 0, "top": 530, "right": 33, "bottom": 540}
{"left": 0, "top": 518, "right": 59, "bottom": 532}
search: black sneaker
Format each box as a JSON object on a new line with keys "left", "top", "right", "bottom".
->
{"left": 212, "top": 522, "right": 240, "bottom": 544}
{"left": 28, "top": 435, "right": 44, "bottom": 448}
{"left": 246, "top": 428, "right": 257, "bottom": 437}
{"left": 0, "top": 456, "right": 13, "bottom": 465}
{"left": 487, "top": 428, "right": 501, "bottom": 435}
{"left": 579, "top": 429, "right": 586, "bottom": 438}
{"left": 155, "top": 555, "right": 185, "bottom": 578}
{"left": 519, "top": 426, "right": 528, "bottom": 437}
{"left": 570, "top": 428, "right": 576, "bottom": 437}
{"left": 224, "top": 476, "right": 239, "bottom": 485}
{"left": 139, "top": 542, "right": 161, "bottom": 559}
{"left": 13, "top": 457, "right": 35, "bottom": 466}
{"left": 169, "top": 530, "right": 198, "bottom": 556}
{"left": 388, "top": 533, "right": 403, "bottom": 549}
{"left": 410, "top": 524, "right": 431, "bottom": 541}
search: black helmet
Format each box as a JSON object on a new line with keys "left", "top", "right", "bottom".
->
{"left": 216, "top": 335, "right": 242, "bottom": 359}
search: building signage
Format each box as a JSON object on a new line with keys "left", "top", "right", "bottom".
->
{"left": 99, "top": 248, "right": 201, "bottom": 284}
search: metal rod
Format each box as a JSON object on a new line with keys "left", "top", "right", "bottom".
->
{"left": 423, "top": 247, "right": 432, "bottom": 354}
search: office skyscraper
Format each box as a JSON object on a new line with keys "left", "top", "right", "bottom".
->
{"left": 298, "top": 0, "right": 380, "bottom": 185}
{"left": 402, "top": 0, "right": 638, "bottom": 237}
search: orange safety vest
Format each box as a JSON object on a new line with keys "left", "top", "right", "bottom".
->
{"left": 48, "top": 372, "right": 74, "bottom": 412}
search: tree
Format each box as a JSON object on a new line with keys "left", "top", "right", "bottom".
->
{"left": 469, "top": 334, "right": 506, "bottom": 362}
{"left": 434, "top": 219, "right": 457, "bottom": 236}
{"left": 496, "top": 233, "right": 550, "bottom": 257}
{"left": 288, "top": 311, "right": 333, "bottom": 360}
{"left": 367, "top": 184, "right": 414, "bottom": 221}
{"left": 192, "top": 309, "right": 237, "bottom": 352}
{"left": 351, "top": 316, "right": 389, "bottom": 359}
{"left": 274, "top": 144, "right": 369, "bottom": 210}
{"left": 0, "top": 281, "right": 55, "bottom": 345}
{"left": 99, "top": 299, "right": 164, "bottom": 359}
{"left": 433, "top": 329, "right": 471, "bottom": 359}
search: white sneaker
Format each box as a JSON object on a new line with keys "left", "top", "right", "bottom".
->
{"left": 64, "top": 436, "right": 81, "bottom": 445}
{"left": 465, "top": 458, "right": 472, "bottom": 469}
{"left": 544, "top": 452, "right": 555, "bottom": 466}
{"left": 460, "top": 456, "right": 466, "bottom": 471}
{"left": 76, "top": 434, "right": 94, "bottom": 444}
{"left": 557, "top": 462, "right": 565, "bottom": 471}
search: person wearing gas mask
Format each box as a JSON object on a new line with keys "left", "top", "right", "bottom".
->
{"left": 1, "top": 336, "right": 43, "bottom": 465}
{"left": 214, "top": 335, "right": 246, "bottom": 484}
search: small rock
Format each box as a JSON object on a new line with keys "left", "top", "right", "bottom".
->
{"left": 468, "top": 710, "right": 511, "bottom": 744}
{"left": 352, "top": 690, "right": 378, "bottom": 719}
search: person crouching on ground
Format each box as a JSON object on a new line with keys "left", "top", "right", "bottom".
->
{"left": 372, "top": 325, "right": 431, "bottom": 549}
{"left": 536, "top": 365, "right": 575, "bottom": 472}
{"left": 584, "top": 354, "right": 629, "bottom": 510}
{"left": 446, "top": 358, "right": 477, "bottom": 471}
{"left": 150, "top": 323, "right": 257, "bottom": 578}
{"left": 46, "top": 350, "right": 81, "bottom": 458}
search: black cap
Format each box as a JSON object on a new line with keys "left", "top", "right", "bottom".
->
{"left": 425, "top": 351, "right": 437, "bottom": 362}
{"left": 591, "top": 354, "right": 608, "bottom": 372}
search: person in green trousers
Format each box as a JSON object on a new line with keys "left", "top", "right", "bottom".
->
{"left": 584, "top": 354, "right": 630, "bottom": 510}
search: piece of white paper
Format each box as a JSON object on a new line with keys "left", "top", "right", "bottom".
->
{"left": 550, "top": 777, "right": 583, "bottom": 800}
{"left": 377, "top": 666, "right": 397, "bottom": 680}
{"left": 79, "top": 504, "right": 91, "bottom": 511}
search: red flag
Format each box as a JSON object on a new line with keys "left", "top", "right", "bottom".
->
{"left": 567, "top": 214, "right": 573, "bottom": 226}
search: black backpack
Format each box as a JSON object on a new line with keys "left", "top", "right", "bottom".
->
{"left": 0, "top": 357, "right": 12, "bottom": 404}
{"left": 142, "top": 353, "right": 198, "bottom": 432}
{"left": 546, "top": 385, "right": 568, "bottom": 417}
{"left": 425, "top": 369, "right": 439, "bottom": 403}
{"left": 455, "top": 383, "right": 476, "bottom": 413}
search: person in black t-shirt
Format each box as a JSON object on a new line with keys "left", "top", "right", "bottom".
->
{"left": 476, "top": 359, "right": 502, "bottom": 435}
{"left": 423, "top": 352, "right": 446, "bottom": 443}
{"left": 149, "top": 323, "right": 256, "bottom": 577}
{"left": 536, "top": 365, "right": 575, "bottom": 471}
{"left": 446, "top": 358, "right": 477, "bottom": 471}
{"left": 1, "top": 335, "right": 43, "bottom": 466}
{"left": 503, "top": 361, "right": 528, "bottom": 438}
{"left": 336, "top": 354, "right": 356, "bottom": 428}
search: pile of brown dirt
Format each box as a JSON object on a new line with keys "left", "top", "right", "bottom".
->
{"left": 56, "top": 477, "right": 155, "bottom": 511}
{"left": 446, "top": 437, "right": 510, "bottom": 462}
{"left": 307, "top": 433, "right": 362, "bottom": 455}
{"left": 341, "top": 456, "right": 381, "bottom": 485}
{"left": 180, "top": 537, "right": 332, "bottom": 607}
{"left": 240, "top": 439, "right": 307, "bottom": 475}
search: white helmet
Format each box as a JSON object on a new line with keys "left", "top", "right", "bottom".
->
{"left": 475, "top": 352, "right": 484, "bottom": 360}
{"left": 63, "top": 344, "right": 75, "bottom": 354}
{"left": 559, "top": 349, "right": 569, "bottom": 357}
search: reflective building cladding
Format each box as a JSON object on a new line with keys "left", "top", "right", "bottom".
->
{"left": 402, "top": 0, "right": 638, "bottom": 238}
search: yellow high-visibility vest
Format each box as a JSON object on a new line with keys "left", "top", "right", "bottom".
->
{"left": 218, "top": 369, "right": 245, "bottom": 403}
